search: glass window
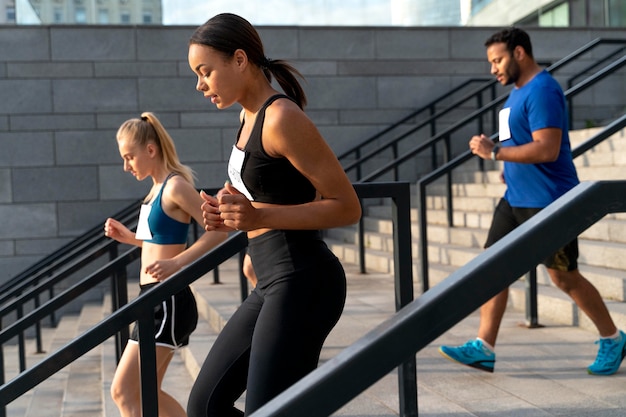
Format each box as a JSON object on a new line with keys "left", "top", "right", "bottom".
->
{"left": 54, "top": 7, "right": 63, "bottom": 23}
{"left": 608, "top": 0, "right": 626, "bottom": 27}
{"left": 6, "top": 6, "right": 16, "bottom": 22}
{"left": 142, "top": 11, "right": 152, "bottom": 23}
{"left": 75, "top": 6, "right": 86, "bottom": 23}
{"left": 120, "top": 11, "right": 130, "bottom": 23}
{"left": 98, "top": 9, "right": 109, "bottom": 23}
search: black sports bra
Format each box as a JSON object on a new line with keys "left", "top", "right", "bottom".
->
{"left": 227, "top": 94, "right": 316, "bottom": 205}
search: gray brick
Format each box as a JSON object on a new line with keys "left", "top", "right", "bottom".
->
{"left": 10, "top": 114, "right": 96, "bottom": 132}
{"left": 0, "top": 62, "right": 6, "bottom": 78}
{"left": 339, "top": 59, "right": 486, "bottom": 76}
{"left": 376, "top": 29, "right": 450, "bottom": 60}
{"left": 0, "top": 256, "right": 42, "bottom": 283}
{"left": 0, "top": 27, "right": 50, "bottom": 61}
{"left": 58, "top": 201, "right": 132, "bottom": 236}
{"left": 339, "top": 109, "right": 409, "bottom": 125}
{"left": 136, "top": 27, "right": 192, "bottom": 61}
{"left": 56, "top": 130, "right": 119, "bottom": 165}
{"left": 305, "top": 77, "right": 377, "bottom": 110}
{"left": 53, "top": 79, "right": 138, "bottom": 112}
{"left": 170, "top": 128, "right": 226, "bottom": 163}
{"left": 99, "top": 165, "right": 151, "bottom": 200}
{"left": 0, "top": 132, "right": 55, "bottom": 167}
{"left": 299, "top": 29, "right": 375, "bottom": 60}
{"left": 0, "top": 203, "right": 57, "bottom": 239}
{"left": 0, "top": 80, "right": 52, "bottom": 114}
{"left": 377, "top": 76, "right": 452, "bottom": 109}
{"left": 258, "top": 28, "right": 299, "bottom": 60}
{"left": 0, "top": 240, "right": 13, "bottom": 256}
{"left": 449, "top": 29, "right": 495, "bottom": 60}
{"left": 51, "top": 27, "right": 136, "bottom": 61}
{"left": 95, "top": 61, "right": 179, "bottom": 77}
{"left": 180, "top": 109, "right": 240, "bottom": 128}
{"left": 0, "top": 169, "right": 11, "bottom": 203}
{"left": 15, "top": 237, "right": 71, "bottom": 256}
{"left": 97, "top": 113, "right": 145, "bottom": 129}
{"left": 12, "top": 167, "right": 99, "bottom": 202}
{"left": 138, "top": 77, "right": 205, "bottom": 111}
{"left": 0, "top": 116, "right": 7, "bottom": 131}
{"left": 295, "top": 60, "right": 337, "bottom": 76}
{"left": 8, "top": 62, "right": 94, "bottom": 78}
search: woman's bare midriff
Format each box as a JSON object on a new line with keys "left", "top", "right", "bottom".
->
{"left": 140, "top": 242, "right": 187, "bottom": 285}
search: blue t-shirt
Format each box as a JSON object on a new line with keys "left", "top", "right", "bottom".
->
{"left": 500, "top": 70, "right": 579, "bottom": 208}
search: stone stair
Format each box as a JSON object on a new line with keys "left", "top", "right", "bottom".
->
{"left": 4, "top": 302, "right": 105, "bottom": 417}
{"left": 4, "top": 124, "right": 625, "bottom": 417}
{"left": 326, "top": 125, "right": 626, "bottom": 332}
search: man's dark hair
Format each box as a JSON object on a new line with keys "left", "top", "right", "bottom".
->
{"left": 485, "top": 27, "right": 534, "bottom": 59}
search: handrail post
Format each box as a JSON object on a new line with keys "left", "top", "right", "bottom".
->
{"left": 418, "top": 182, "right": 430, "bottom": 293}
{"left": 391, "top": 183, "right": 417, "bottom": 417}
{"left": 525, "top": 267, "right": 541, "bottom": 328}
{"left": 109, "top": 244, "right": 129, "bottom": 362}
{"left": 34, "top": 292, "right": 44, "bottom": 354}
{"left": 443, "top": 136, "right": 453, "bottom": 227}
{"left": 0, "top": 342, "right": 5, "bottom": 417}
{"left": 17, "top": 303, "right": 25, "bottom": 373}
{"left": 138, "top": 311, "right": 159, "bottom": 417}
{"left": 358, "top": 206, "right": 366, "bottom": 274}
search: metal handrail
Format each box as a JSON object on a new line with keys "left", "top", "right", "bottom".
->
{"left": 416, "top": 64, "right": 626, "bottom": 293}
{"left": 0, "top": 232, "right": 247, "bottom": 410}
{"left": 0, "top": 183, "right": 416, "bottom": 417}
{"left": 337, "top": 77, "right": 492, "bottom": 161}
{"left": 249, "top": 180, "right": 626, "bottom": 417}
{"left": 341, "top": 38, "right": 625, "bottom": 184}
{"left": 0, "top": 200, "right": 141, "bottom": 297}
{"left": 338, "top": 78, "right": 495, "bottom": 180}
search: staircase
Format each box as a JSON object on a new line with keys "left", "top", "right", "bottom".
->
{"left": 4, "top": 125, "right": 625, "bottom": 416}
{"left": 326, "top": 125, "right": 626, "bottom": 332}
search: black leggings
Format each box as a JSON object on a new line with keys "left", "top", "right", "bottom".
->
{"left": 187, "top": 230, "right": 347, "bottom": 417}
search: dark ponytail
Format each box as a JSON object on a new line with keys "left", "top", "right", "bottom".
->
{"left": 190, "top": 13, "right": 307, "bottom": 109}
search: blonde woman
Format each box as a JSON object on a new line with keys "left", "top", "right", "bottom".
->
{"left": 104, "top": 112, "right": 227, "bottom": 417}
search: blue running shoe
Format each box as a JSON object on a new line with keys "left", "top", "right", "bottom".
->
{"left": 587, "top": 330, "right": 626, "bottom": 375}
{"left": 439, "top": 339, "right": 495, "bottom": 373}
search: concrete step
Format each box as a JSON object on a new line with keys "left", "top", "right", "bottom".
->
{"left": 8, "top": 252, "right": 626, "bottom": 417}
{"left": 21, "top": 314, "right": 79, "bottom": 417}
{"left": 60, "top": 302, "right": 106, "bottom": 417}
{"left": 5, "top": 303, "right": 103, "bottom": 417}
{"left": 4, "top": 320, "right": 60, "bottom": 417}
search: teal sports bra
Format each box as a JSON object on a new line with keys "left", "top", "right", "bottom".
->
{"left": 138, "top": 173, "right": 190, "bottom": 245}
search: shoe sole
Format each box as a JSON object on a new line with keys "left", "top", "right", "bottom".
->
{"left": 438, "top": 348, "right": 494, "bottom": 373}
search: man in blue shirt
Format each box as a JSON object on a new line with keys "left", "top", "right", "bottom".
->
{"left": 439, "top": 27, "right": 625, "bottom": 376}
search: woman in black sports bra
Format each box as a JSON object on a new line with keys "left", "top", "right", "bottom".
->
{"left": 187, "top": 13, "right": 361, "bottom": 417}
{"left": 104, "top": 112, "right": 227, "bottom": 417}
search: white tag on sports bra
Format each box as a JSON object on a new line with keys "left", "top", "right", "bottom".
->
{"left": 227, "top": 146, "right": 254, "bottom": 201}
{"left": 135, "top": 204, "right": 153, "bottom": 240}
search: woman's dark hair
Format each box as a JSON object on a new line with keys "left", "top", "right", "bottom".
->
{"left": 190, "top": 13, "right": 307, "bottom": 109}
{"left": 485, "top": 27, "right": 534, "bottom": 59}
